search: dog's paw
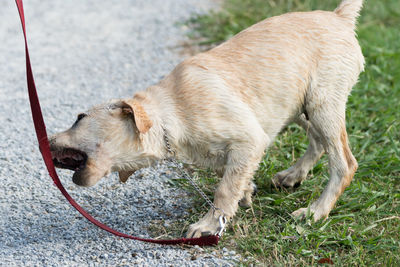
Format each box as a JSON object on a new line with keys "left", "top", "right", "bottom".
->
{"left": 291, "top": 208, "right": 310, "bottom": 220}
{"left": 272, "top": 167, "right": 305, "bottom": 188}
{"left": 185, "top": 211, "right": 223, "bottom": 238}
{"left": 239, "top": 182, "right": 257, "bottom": 208}
{"left": 291, "top": 207, "right": 328, "bottom": 222}
{"left": 238, "top": 196, "right": 252, "bottom": 208}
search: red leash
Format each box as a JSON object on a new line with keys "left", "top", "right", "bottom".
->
{"left": 15, "top": 0, "right": 219, "bottom": 246}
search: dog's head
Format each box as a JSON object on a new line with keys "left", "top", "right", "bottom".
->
{"left": 49, "top": 99, "right": 153, "bottom": 187}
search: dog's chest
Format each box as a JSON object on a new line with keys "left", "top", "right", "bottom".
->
{"left": 180, "top": 141, "right": 228, "bottom": 170}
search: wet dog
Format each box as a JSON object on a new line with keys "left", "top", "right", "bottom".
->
{"left": 50, "top": 0, "right": 364, "bottom": 238}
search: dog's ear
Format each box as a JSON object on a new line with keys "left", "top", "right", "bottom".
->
{"left": 120, "top": 99, "right": 153, "bottom": 134}
{"left": 119, "top": 171, "right": 134, "bottom": 183}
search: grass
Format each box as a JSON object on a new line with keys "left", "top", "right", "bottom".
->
{"left": 156, "top": 0, "right": 400, "bottom": 265}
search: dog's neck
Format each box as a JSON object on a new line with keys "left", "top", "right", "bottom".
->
{"left": 133, "top": 86, "right": 182, "bottom": 163}
{"left": 161, "top": 126, "right": 176, "bottom": 158}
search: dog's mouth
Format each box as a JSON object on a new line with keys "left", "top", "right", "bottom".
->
{"left": 51, "top": 148, "right": 88, "bottom": 172}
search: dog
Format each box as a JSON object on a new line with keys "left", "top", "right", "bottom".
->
{"left": 49, "top": 0, "right": 364, "bottom": 238}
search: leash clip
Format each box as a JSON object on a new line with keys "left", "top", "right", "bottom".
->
{"left": 215, "top": 215, "right": 227, "bottom": 237}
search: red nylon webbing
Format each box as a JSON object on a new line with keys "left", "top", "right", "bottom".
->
{"left": 15, "top": 0, "right": 219, "bottom": 247}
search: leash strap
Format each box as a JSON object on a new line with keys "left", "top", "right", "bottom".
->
{"left": 15, "top": 0, "right": 219, "bottom": 246}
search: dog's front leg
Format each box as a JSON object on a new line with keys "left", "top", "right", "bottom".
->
{"left": 186, "top": 142, "right": 267, "bottom": 238}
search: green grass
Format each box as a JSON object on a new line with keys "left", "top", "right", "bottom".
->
{"left": 170, "top": 0, "right": 400, "bottom": 265}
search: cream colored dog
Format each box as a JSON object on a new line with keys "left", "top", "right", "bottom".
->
{"left": 49, "top": 0, "right": 364, "bottom": 238}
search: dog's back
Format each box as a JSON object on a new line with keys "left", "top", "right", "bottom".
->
{"left": 161, "top": 0, "right": 364, "bottom": 141}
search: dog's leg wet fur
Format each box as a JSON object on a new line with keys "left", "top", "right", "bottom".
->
{"left": 273, "top": 114, "right": 325, "bottom": 188}
{"left": 292, "top": 76, "right": 359, "bottom": 221}
{"left": 239, "top": 181, "right": 257, "bottom": 208}
{"left": 186, "top": 138, "right": 268, "bottom": 238}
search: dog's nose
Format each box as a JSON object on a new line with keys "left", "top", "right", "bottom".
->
{"left": 48, "top": 135, "right": 55, "bottom": 145}
{"left": 38, "top": 136, "right": 54, "bottom": 155}
{"left": 47, "top": 135, "right": 56, "bottom": 150}
{"left": 46, "top": 135, "right": 61, "bottom": 157}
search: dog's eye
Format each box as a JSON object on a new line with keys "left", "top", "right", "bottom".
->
{"left": 75, "top": 113, "right": 87, "bottom": 124}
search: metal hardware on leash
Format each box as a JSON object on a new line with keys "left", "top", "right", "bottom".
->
{"left": 216, "top": 215, "right": 227, "bottom": 236}
{"left": 162, "top": 127, "right": 227, "bottom": 235}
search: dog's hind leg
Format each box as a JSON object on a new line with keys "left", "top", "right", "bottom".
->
{"left": 272, "top": 114, "right": 325, "bottom": 188}
{"left": 292, "top": 90, "right": 358, "bottom": 221}
{"left": 239, "top": 181, "right": 257, "bottom": 208}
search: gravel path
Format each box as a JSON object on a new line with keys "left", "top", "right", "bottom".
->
{"left": 0, "top": 1, "right": 239, "bottom": 266}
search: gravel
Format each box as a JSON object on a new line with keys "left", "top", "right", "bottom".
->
{"left": 0, "top": 1, "right": 239, "bottom": 266}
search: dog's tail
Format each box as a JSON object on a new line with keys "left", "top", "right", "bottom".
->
{"left": 334, "top": 0, "right": 363, "bottom": 29}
